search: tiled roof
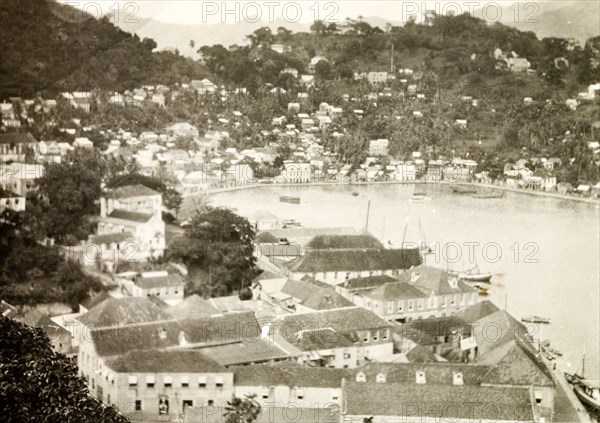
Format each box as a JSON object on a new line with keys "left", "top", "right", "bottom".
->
{"left": 178, "top": 311, "right": 261, "bottom": 345}
{"left": 0, "top": 132, "right": 37, "bottom": 144}
{"left": 352, "top": 362, "right": 489, "bottom": 385}
{"left": 277, "top": 307, "right": 391, "bottom": 339}
{"left": 233, "top": 362, "right": 350, "bottom": 388}
{"left": 398, "top": 265, "right": 475, "bottom": 295}
{"left": 257, "top": 227, "right": 358, "bottom": 248}
{"left": 343, "top": 275, "right": 398, "bottom": 291}
{"left": 258, "top": 243, "right": 301, "bottom": 258}
{"left": 184, "top": 406, "right": 339, "bottom": 423}
{"left": 454, "top": 300, "right": 500, "bottom": 323}
{"left": 285, "top": 249, "right": 421, "bottom": 273}
{"left": 344, "top": 382, "right": 534, "bottom": 421}
{"left": 197, "top": 339, "right": 293, "bottom": 366}
{"left": 104, "top": 184, "right": 160, "bottom": 199}
{"left": 108, "top": 209, "right": 153, "bottom": 223}
{"left": 134, "top": 273, "right": 184, "bottom": 289}
{"left": 290, "top": 328, "right": 357, "bottom": 350}
{"left": 105, "top": 349, "right": 226, "bottom": 373}
{"left": 406, "top": 345, "right": 438, "bottom": 363}
{"left": 363, "top": 281, "right": 428, "bottom": 301}
{"left": 91, "top": 320, "right": 180, "bottom": 356}
{"left": 77, "top": 297, "right": 173, "bottom": 328}
{"left": 166, "top": 295, "right": 220, "bottom": 320}
{"left": 80, "top": 290, "right": 111, "bottom": 310}
{"left": 254, "top": 232, "right": 280, "bottom": 244}
{"left": 303, "top": 234, "right": 384, "bottom": 250}
{"left": 280, "top": 279, "right": 354, "bottom": 311}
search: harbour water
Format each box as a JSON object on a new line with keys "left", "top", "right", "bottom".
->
{"left": 181, "top": 183, "right": 600, "bottom": 379}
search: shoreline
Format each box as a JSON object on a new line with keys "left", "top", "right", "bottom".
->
{"left": 183, "top": 180, "right": 600, "bottom": 205}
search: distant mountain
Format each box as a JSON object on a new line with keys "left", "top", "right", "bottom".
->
{"left": 113, "top": 3, "right": 598, "bottom": 57}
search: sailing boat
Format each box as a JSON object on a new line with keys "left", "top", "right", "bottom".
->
{"left": 459, "top": 262, "right": 493, "bottom": 282}
{"left": 565, "top": 352, "right": 600, "bottom": 411}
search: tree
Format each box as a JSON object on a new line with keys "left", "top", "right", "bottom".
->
{"left": 34, "top": 148, "right": 106, "bottom": 243}
{"left": 224, "top": 394, "right": 261, "bottom": 423}
{"left": 0, "top": 316, "right": 130, "bottom": 422}
{"left": 167, "top": 207, "right": 259, "bottom": 297}
{"left": 314, "top": 60, "right": 333, "bottom": 80}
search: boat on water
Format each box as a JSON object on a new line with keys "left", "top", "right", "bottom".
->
{"left": 565, "top": 353, "right": 600, "bottom": 411}
{"left": 410, "top": 191, "right": 431, "bottom": 203}
{"left": 352, "top": 192, "right": 359, "bottom": 197}
{"left": 472, "top": 192, "right": 504, "bottom": 199}
{"left": 458, "top": 263, "right": 492, "bottom": 283}
{"left": 279, "top": 196, "right": 300, "bottom": 204}
{"left": 283, "top": 219, "right": 302, "bottom": 227}
{"left": 521, "top": 315, "right": 551, "bottom": 324}
{"left": 452, "top": 185, "right": 478, "bottom": 194}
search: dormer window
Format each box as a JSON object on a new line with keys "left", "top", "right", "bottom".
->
{"left": 159, "top": 328, "right": 167, "bottom": 339}
{"left": 356, "top": 372, "right": 366, "bottom": 382}
{"left": 376, "top": 373, "right": 386, "bottom": 383}
{"left": 416, "top": 371, "right": 426, "bottom": 384}
{"left": 453, "top": 372, "right": 464, "bottom": 385}
{"left": 449, "top": 277, "right": 458, "bottom": 288}
{"left": 410, "top": 272, "right": 420, "bottom": 283}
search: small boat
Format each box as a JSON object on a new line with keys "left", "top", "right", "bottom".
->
{"left": 478, "top": 286, "right": 490, "bottom": 296}
{"left": 279, "top": 196, "right": 300, "bottom": 204}
{"left": 352, "top": 192, "right": 359, "bottom": 197}
{"left": 521, "top": 315, "right": 551, "bottom": 324}
{"left": 567, "top": 376, "right": 600, "bottom": 412}
{"left": 472, "top": 192, "right": 504, "bottom": 199}
{"left": 459, "top": 263, "right": 492, "bottom": 283}
{"left": 410, "top": 192, "right": 431, "bottom": 203}
{"left": 452, "top": 185, "right": 478, "bottom": 194}
{"left": 283, "top": 219, "right": 302, "bottom": 227}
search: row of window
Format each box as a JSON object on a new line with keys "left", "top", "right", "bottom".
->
{"left": 378, "top": 293, "right": 474, "bottom": 314}
{"left": 362, "top": 329, "right": 389, "bottom": 343}
{"left": 129, "top": 376, "right": 225, "bottom": 389}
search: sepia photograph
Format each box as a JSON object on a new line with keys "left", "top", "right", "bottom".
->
{"left": 0, "top": 0, "right": 599, "bottom": 422}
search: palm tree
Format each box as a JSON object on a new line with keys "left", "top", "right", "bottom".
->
{"left": 224, "top": 394, "right": 261, "bottom": 423}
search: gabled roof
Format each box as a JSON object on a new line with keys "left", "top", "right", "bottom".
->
{"left": 303, "top": 234, "right": 384, "bottom": 250}
{"left": 80, "top": 290, "right": 112, "bottom": 310}
{"left": 285, "top": 248, "right": 421, "bottom": 273}
{"left": 254, "top": 232, "right": 280, "bottom": 244}
{"left": 104, "top": 184, "right": 160, "bottom": 199}
{"left": 280, "top": 279, "right": 353, "bottom": 311}
{"left": 108, "top": 209, "right": 153, "bottom": 223}
{"left": 105, "top": 349, "right": 225, "bottom": 373}
{"left": 77, "top": 297, "right": 173, "bottom": 328}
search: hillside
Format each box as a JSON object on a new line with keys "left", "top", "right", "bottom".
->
{"left": 0, "top": 0, "right": 209, "bottom": 97}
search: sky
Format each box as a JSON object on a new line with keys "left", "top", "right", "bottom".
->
{"left": 60, "top": 0, "right": 576, "bottom": 26}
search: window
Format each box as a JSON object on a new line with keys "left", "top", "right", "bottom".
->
{"left": 453, "top": 372, "right": 464, "bottom": 386}
{"left": 418, "top": 299, "right": 424, "bottom": 310}
{"left": 372, "top": 331, "right": 379, "bottom": 341}
{"left": 128, "top": 376, "right": 137, "bottom": 388}
{"left": 207, "top": 400, "right": 214, "bottom": 406}
{"left": 376, "top": 373, "right": 386, "bottom": 383}
{"left": 450, "top": 295, "right": 456, "bottom": 306}
{"left": 198, "top": 376, "right": 207, "bottom": 388}
{"left": 534, "top": 390, "right": 543, "bottom": 404}
{"left": 262, "top": 390, "right": 269, "bottom": 399}
{"left": 343, "top": 351, "right": 351, "bottom": 359}
{"left": 398, "top": 301, "right": 404, "bottom": 312}
{"left": 135, "top": 400, "right": 142, "bottom": 411}
{"left": 164, "top": 376, "right": 172, "bottom": 388}
{"left": 356, "top": 372, "right": 366, "bottom": 382}
{"left": 296, "top": 389, "right": 304, "bottom": 400}
{"left": 181, "top": 376, "right": 189, "bottom": 388}
{"left": 107, "top": 394, "right": 111, "bottom": 405}
{"left": 382, "top": 329, "right": 389, "bottom": 340}
{"left": 146, "top": 375, "right": 155, "bottom": 388}
{"left": 387, "top": 302, "right": 394, "bottom": 313}
{"left": 441, "top": 296, "right": 447, "bottom": 308}
{"left": 215, "top": 376, "right": 224, "bottom": 388}
{"left": 363, "top": 332, "right": 370, "bottom": 342}
{"left": 182, "top": 400, "right": 193, "bottom": 409}
{"left": 416, "top": 371, "right": 426, "bottom": 384}
{"left": 408, "top": 300, "right": 414, "bottom": 311}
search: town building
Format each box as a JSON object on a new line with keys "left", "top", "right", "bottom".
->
{"left": 0, "top": 133, "right": 38, "bottom": 162}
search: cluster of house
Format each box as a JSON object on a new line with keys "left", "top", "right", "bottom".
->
{"left": 5, "top": 272, "right": 559, "bottom": 422}
{"left": 493, "top": 48, "right": 533, "bottom": 73}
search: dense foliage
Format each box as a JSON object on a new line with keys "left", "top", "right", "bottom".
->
{"left": 0, "top": 316, "right": 130, "bottom": 422}
{"left": 0, "top": 0, "right": 208, "bottom": 96}
{"left": 167, "top": 206, "right": 259, "bottom": 297}
{"left": 224, "top": 394, "right": 261, "bottom": 423}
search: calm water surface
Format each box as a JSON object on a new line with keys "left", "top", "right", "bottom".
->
{"left": 182, "top": 184, "right": 600, "bottom": 378}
